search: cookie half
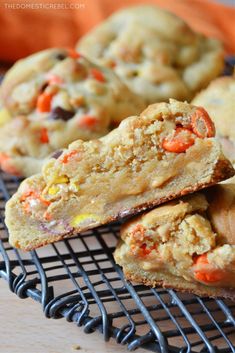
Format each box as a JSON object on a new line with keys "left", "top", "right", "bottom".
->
{"left": 0, "top": 48, "right": 145, "bottom": 176}
{"left": 114, "top": 184, "right": 235, "bottom": 300}
{"left": 77, "top": 5, "right": 224, "bottom": 104}
{"left": 5, "top": 100, "right": 234, "bottom": 250}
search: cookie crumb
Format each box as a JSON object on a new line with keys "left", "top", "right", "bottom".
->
{"left": 72, "top": 344, "right": 81, "bottom": 350}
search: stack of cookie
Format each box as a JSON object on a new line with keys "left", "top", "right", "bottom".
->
{"left": 2, "top": 5, "right": 235, "bottom": 299}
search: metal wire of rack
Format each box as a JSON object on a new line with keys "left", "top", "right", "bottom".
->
{"left": 1, "top": 172, "right": 235, "bottom": 353}
{"left": 1, "top": 57, "right": 235, "bottom": 353}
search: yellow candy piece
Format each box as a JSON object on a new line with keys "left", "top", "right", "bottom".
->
{"left": 54, "top": 175, "right": 69, "bottom": 184}
{"left": 0, "top": 108, "right": 11, "bottom": 126}
{"left": 71, "top": 213, "right": 101, "bottom": 228}
{"left": 48, "top": 185, "right": 60, "bottom": 195}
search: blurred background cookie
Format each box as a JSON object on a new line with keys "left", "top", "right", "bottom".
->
{"left": 0, "top": 48, "right": 145, "bottom": 177}
{"left": 77, "top": 5, "right": 224, "bottom": 104}
{"left": 192, "top": 75, "right": 235, "bottom": 182}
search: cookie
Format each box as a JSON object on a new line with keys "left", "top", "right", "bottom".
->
{"left": 114, "top": 184, "right": 235, "bottom": 300}
{"left": 5, "top": 99, "right": 234, "bottom": 250}
{"left": 77, "top": 5, "right": 224, "bottom": 104}
{"left": 0, "top": 48, "right": 145, "bottom": 177}
{"left": 192, "top": 76, "right": 235, "bottom": 164}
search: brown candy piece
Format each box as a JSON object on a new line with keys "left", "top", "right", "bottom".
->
{"left": 49, "top": 106, "right": 74, "bottom": 121}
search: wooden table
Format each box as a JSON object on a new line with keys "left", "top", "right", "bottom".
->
{"left": 0, "top": 279, "right": 146, "bottom": 353}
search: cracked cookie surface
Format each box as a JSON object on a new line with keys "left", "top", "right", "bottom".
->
{"left": 77, "top": 5, "right": 224, "bottom": 104}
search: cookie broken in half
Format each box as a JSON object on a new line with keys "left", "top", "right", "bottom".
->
{"left": 114, "top": 184, "right": 235, "bottom": 300}
{"left": 6, "top": 99, "right": 234, "bottom": 250}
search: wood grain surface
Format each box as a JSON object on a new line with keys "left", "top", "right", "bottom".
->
{"left": 0, "top": 280, "right": 146, "bottom": 353}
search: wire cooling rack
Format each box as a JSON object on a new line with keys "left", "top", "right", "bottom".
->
{"left": 1, "top": 57, "right": 235, "bottom": 353}
{"left": 1, "top": 173, "right": 235, "bottom": 353}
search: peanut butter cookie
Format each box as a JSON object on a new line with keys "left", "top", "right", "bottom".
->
{"left": 5, "top": 100, "right": 234, "bottom": 250}
{"left": 77, "top": 5, "right": 224, "bottom": 104}
{"left": 115, "top": 184, "right": 235, "bottom": 300}
{"left": 192, "top": 75, "right": 235, "bottom": 170}
{"left": 0, "top": 48, "right": 145, "bottom": 176}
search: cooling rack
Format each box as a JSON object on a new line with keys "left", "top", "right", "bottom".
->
{"left": 1, "top": 172, "right": 235, "bottom": 353}
{"left": 1, "top": 57, "right": 235, "bottom": 353}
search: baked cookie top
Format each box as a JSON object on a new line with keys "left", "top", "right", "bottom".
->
{"left": 5, "top": 99, "right": 234, "bottom": 250}
{"left": 0, "top": 47, "right": 145, "bottom": 176}
{"left": 77, "top": 5, "right": 224, "bottom": 104}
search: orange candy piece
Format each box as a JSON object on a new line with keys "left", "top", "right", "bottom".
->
{"left": 20, "top": 189, "right": 51, "bottom": 214}
{"left": 193, "top": 253, "right": 225, "bottom": 283}
{"left": 190, "top": 107, "right": 215, "bottom": 138}
{"left": 162, "top": 127, "right": 195, "bottom": 153}
{"left": 20, "top": 190, "right": 50, "bottom": 206}
{"left": 67, "top": 48, "right": 81, "bottom": 59}
{"left": 20, "top": 190, "right": 35, "bottom": 202}
{"left": 20, "top": 190, "right": 37, "bottom": 214}
{"left": 77, "top": 115, "right": 98, "bottom": 129}
{"left": 162, "top": 108, "right": 215, "bottom": 154}
{"left": 37, "top": 92, "right": 53, "bottom": 113}
{"left": 194, "top": 253, "right": 208, "bottom": 265}
{"left": 39, "top": 195, "right": 51, "bottom": 207}
{"left": 43, "top": 211, "right": 52, "bottom": 221}
{"left": 0, "top": 152, "right": 20, "bottom": 175}
{"left": 140, "top": 243, "right": 152, "bottom": 257}
{"left": 139, "top": 243, "right": 157, "bottom": 258}
{"left": 130, "top": 224, "right": 157, "bottom": 258}
{"left": 60, "top": 150, "right": 78, "bottom": 164}
{"left": 40, "top": 127, "right": 49, "bottom": 144}
{"left": 90, "top": 68, "right": 105, "bottom": 83}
